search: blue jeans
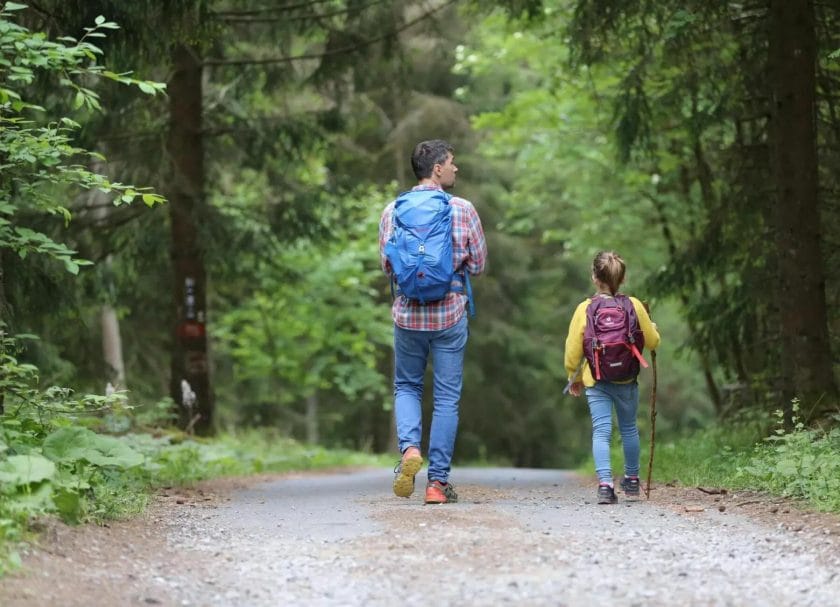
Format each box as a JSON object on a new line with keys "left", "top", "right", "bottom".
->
{"left": 393, "top": 315, "right": 468, "bottom": 483}
{"left": 585, "top": 381, "right": 640, "bottom": 485}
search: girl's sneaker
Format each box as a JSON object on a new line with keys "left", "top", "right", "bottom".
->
{"left": 620, "top": 476, "right": 640, "bottom": 497}
{"left": 597, "top": 483, "right": 618, "bottom": 504}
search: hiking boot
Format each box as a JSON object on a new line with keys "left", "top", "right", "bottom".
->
{"left": 597, "top": 483, "right": 618, "bottom": 505}
{"left": 425, "top": 480, "right": 458, "bottom": 504}
{"left": 620, "top": 476, "right": 641, "bottom": 497}
{"left": 392, "top": 447, "right": 423, "bottom": 498}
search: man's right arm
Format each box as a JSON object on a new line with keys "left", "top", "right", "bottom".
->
{"left": 379, "top": 203, "right": 394, "bottom": 274}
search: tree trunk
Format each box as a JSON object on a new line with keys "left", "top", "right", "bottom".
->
{"left": 305, "top": 393, "right": 319, "bottom": 444}
{"left": 0, "top": 250, "right": 8, "bottom": 327}
{"left": 88, "top": 159, "right": 127, "bottom": 392}
{"left": 0, "top": 255, "right": 5, "bottom": 414}
{"left": 768, "top": 0, "right": 837, "bottom": 421}
{"left": 168, "top": 44, "right": 213, "bottom": 435}
{"left": 101, "top": 302, "right": 126, "bottom": 389}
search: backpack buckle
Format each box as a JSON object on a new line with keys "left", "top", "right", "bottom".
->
{"left": 418, "top": 244, "right": 425, "bottom": 254}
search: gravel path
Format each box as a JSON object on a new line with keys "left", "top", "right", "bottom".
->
{"left": 2, "top": 467, "right": 839, "bottom": 606}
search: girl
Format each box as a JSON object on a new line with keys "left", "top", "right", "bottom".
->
{"left": 564, "top": 251, "right": 660, "bottom": 504}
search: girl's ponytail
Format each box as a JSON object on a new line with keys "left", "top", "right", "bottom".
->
{"left": 592, "top": 251, "right": 626, "bottom": 295}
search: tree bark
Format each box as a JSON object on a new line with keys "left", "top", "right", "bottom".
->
{"left": 0, "top": 255, "right": 5, "bottom": 415}
{"left": 101, "top": 302, "right": 126, "bottom": 389}
{"left": 168, "top": 44, "right": 214, "bottom": 435}
{"left": 768, "top": 0, "right": 837, "bottom": 421}
{"left": 305, "top": 393, "right": 319, "bottom": 444}
{"left": 88, "top": 158, "right": 127, "bottom": 392}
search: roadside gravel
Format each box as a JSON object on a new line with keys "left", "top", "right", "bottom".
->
{"left": 1, "top": 467, "right": 839, "bottom": 606}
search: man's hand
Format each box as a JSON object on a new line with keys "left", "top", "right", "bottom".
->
{"left": 569, "top": 381, "right": 583, "bottom": 397}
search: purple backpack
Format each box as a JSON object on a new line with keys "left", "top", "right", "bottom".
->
{"left": 583, "top": 294, "right": 648, "bottom": 382}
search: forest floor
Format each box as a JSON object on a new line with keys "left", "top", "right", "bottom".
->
{"left": 1, "top": 467, "right": 839, "bottom": 606}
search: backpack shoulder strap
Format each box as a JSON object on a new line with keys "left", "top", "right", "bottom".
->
{"left": 584, "top": 295, "right": 602, "bottom": 330}
{"left": 615, "top": 294, "right": 640, "bottom": 324}
{"left": 615, "top": 293, "right": 649, "bottom": 368}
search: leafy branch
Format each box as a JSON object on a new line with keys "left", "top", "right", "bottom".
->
{"left": 0, "top": 3, "right": 166, "bottom": 271}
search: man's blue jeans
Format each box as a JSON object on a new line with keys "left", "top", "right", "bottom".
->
{"left": 585, "top": 380, "right": 640, "bottom": 485}
{"left": 393, "top": 315, "right": 468, "bottom": 483}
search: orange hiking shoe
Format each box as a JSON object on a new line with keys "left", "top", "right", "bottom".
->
{"left": 424, "top": 480, "right": 458, "bottom": 504}
{"left": 392, "top": 447, "right": 423, "bottom": 498}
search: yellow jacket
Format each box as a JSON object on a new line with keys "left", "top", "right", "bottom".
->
{"left": 564, "top": 295, "right": 661, "bottom": 387}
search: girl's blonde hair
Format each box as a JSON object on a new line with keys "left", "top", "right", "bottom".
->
{"left": 592, "top": 251, "right": 626, "bottom": 295}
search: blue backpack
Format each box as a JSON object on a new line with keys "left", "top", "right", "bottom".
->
{"left": 384, "top": 189, "right": 474, "bottom": 314}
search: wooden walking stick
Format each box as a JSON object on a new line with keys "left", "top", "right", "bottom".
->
{"left": 643, "top": 301, "right": 657, "bottom": 499}
{"left": 645, "top": 348, "right": 658, "bottom": 499}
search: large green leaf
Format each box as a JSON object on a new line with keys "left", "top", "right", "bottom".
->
{"left": 5, "top": 482, "right": 54, "bottom": 513}
{"left": 0, "top": 454, "right": 56, "bottom": 485}
{"left": 52, "top": 488, "right": 82, "bottom": 523}
{"left": 42, "top": 427, "right": 144, "bottom": 469}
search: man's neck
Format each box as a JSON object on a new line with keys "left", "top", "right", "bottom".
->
{"left": 417, "top": 178, "right": 442, "bottom": 188}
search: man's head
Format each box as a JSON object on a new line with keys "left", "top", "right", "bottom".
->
{"left": 411, "top": 139, "right": 457, "bottom": 189}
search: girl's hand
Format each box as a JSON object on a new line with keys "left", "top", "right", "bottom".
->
{"left": 569, "top": 381, "right": 583, "bottom": 397}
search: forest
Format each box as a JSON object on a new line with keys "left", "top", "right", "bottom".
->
{"left": 1, "top": 0, "right": 839, "bottom": 566}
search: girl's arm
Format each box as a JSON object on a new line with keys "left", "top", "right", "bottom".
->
{"left": 564, "top": 300, "right": 589, "bottom": 378}
{"left": 631, "top": 297, "right": 661, "bottom": 350}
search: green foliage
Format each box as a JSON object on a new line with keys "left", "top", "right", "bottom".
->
{"left": 591, "top": 404, "right": 840, "bottom": 514}
{"left": 0, "top": 323, "right": 387, "bottom": 574}
{"left": 0, "top": 4, "right": 171, "bottom": 548}
{"left": 635, "top": 413, "right": 765, "bottom": 488}
{"left": 0, "top": 454, "right": 56, "bottom": 485}
{"left": 0, "top": 417, "right": 386, "bottom": 575}
{"left": 211, "top": 183, "right": 392, "bottom": 432}
{"left": 0, "top": 5, "right": 164, "bottom": 274}
{"left": 131, "top": 431, "right": 388, "bottom": 488}
{"left": 454, "top": 1, "right": 840, "bottom": 421}
{"left": 42, "top": 427, "right": 144, "bottom": 468}
{"left": 0, "top": 328, "right": 142, "bottom": 571}
{"left": 450, "top": 5, "right": 714, "bottom": 454}
{"left": 736, "top": 402, "right": 840, "bottom": 511}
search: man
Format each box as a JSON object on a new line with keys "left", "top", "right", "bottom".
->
{"left": 378, "top": 139, "right": 487, "bottom": 504}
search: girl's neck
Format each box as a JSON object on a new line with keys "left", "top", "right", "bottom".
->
{"left": 594, "top": 283, "right": 615, "bottom": 296}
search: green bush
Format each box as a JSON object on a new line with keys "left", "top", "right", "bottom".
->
{"left": 736, "top": 401, "right": 840, "bottom": 511}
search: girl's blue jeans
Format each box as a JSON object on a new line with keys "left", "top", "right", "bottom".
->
{"left": 585, "top": 380, "right": 640, "bottom": 485}
{"left": 393, "top": 315, "right": 468, "bottom": 483}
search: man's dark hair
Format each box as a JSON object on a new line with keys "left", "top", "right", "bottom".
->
{"left": 411, "top": 139, "right": 454, "bottom": 180}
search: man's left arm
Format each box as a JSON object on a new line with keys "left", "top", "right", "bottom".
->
{"left": 465, "top": 203, "right": 487, "bottom": 276}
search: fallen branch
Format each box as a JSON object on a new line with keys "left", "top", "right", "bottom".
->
{"left": 734, "top": 500, "right": 763, "bottom": 507}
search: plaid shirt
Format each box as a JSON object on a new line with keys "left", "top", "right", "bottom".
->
{"left": 379, "top": 185, "right": 487, "bottom": 331}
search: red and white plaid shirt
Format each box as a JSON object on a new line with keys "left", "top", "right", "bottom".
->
{"left": 379, "top": 185, "right": 487, "bottom": 331}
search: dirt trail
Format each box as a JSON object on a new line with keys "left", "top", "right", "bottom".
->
{"left": 1, "top": 467, "right": 839, "bottom": 606}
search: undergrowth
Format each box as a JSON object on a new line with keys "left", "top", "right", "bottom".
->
{"left": 587, "top": 402, "right": 840, "bottom": 513}
{"left": 734, "top": 401, "right": 840, "bottom": 511}
{"left": 0, "top": 330, "right": 386, "bottom": 575}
